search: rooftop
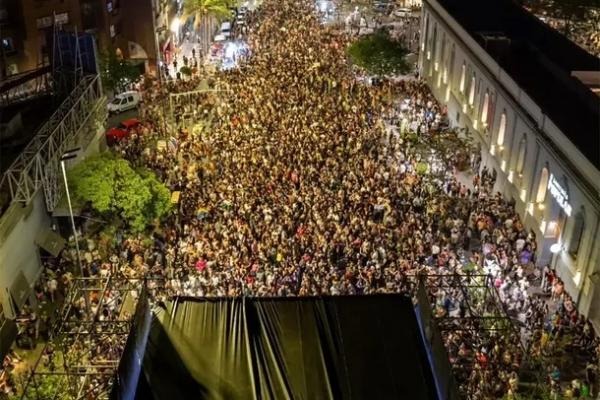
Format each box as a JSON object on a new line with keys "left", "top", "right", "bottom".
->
{"left": 434, "top": 0, "right": 600, "bottom": 169}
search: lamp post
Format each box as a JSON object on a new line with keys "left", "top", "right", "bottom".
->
{"left": 60, "top": 148, "right": 90, "bottom": 315}
{"left": 549, "top": 242, "right": 561, "bottom": 270}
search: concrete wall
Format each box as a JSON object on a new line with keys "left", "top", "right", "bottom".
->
{"left": 0, "top": 104, "right": 106, "bottom": 319}
{"left": 421, "top": 0, "right": 600, "bottom": 325}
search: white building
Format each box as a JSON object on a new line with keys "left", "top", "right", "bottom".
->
{"left": 419, "top": 0, "right": 600, "bottom": 325}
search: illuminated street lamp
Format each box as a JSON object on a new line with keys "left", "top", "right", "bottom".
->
{"left": 60, "top": 148, "right": 90, "bottom": 315}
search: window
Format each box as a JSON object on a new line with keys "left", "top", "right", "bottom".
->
{"left": 1, "top": 37, "right": 14, "bottom": 53}
{"left": 127, "top": 96, "right": 133, "bottom": 102}
{"left": 535, "top": 166, "right": 549, "bottom": 203}
{"left": 430, "top": 25, "right": 437, "bottom": 62}
{"left": 422, "top": 14, "right": 429, "bottom": 52}
{"left": 516, "top": 136, "right": 526, "bottom": 175}
{"left": 438, "top": 35, "right": 446, "bottom": 72}
{"left": 481, "top": 91, "right": 489, "bottom": 125}
{"left": 468, "top": 73, "right": 476, "bottom": 105}
{"left": 497, "top": 111, "right": 507, "bottom": 146}
{"left": 459, "top": 62, "right": 466, "bottom": 92}
{"left": 569, "top": 211, "right": 585, "bottom": 258}
{"left": 446, "top": 44, "right": 455, "bottom": 86}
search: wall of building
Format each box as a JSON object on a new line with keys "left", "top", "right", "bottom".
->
{"left": 420, "top": 0, "right": 600, "bottom": 325}
{"left": 1, "top": 0, "right": 163, "bottom": 76}
{"left": 0, "top": 98, "right": 105, "bottom": 319}
{"left": 0, "top": 193, "right": 49, "bottom": 318}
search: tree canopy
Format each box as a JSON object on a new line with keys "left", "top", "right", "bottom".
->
{"left": 183, "top": 0, "right": 233, "bottom": 28}
{"left": 68, "top": 153, "right": 171, "bottom": 232}
{"left": 347, "top": 30, "right": 412, "bottom": 76}
{"left": 100, "top": 50, "right": 143, "bottom": 93}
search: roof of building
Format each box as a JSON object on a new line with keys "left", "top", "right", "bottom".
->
{"left": 434, "top": 0, "right": 600, "bottom": 169}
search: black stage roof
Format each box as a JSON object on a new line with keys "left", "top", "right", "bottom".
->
{"left": 434, "top": 0, "right": 600, "bottom": 168}
{"left": 131, "top": 295, "right": 439, "bottom": 400}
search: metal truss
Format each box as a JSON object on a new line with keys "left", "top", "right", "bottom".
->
{"left": 18, "top": 271, "right": 533, "bottom": 399}
{"left": 0, "top": 74, "right": 105, "bottom": 212}
{"left": 19, "top": 276, "right": 152, "bottom": 400}
{"left": 0, "top": 67, "right": 52, "bottom": 106}
{"left": 168, "top": 84, "right": 231, "bottom": 114}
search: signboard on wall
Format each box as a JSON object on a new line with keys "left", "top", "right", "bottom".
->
{"left": 548, "top": 174, "right": 572, "bottom": 216}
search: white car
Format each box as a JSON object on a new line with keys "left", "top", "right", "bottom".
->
{"left": 220, "top": 22, "right": 232, "bottom": 38}
{"left": 393, "top": 8, "right": 413, "bottom": 18}
{"left": 107, "top": 91, "right": 141, "bottom": 115}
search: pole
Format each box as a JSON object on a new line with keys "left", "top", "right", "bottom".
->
{"left": 60, "top": 160, "right": 90, "bottom": 315}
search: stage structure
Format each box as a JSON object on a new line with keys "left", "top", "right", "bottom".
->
{"left": 19, "top": 272, "right": 536, "bottom": 400}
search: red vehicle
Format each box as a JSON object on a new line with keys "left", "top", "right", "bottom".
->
{"left": 106, "top": 118, "right": 141, "bottom": 144}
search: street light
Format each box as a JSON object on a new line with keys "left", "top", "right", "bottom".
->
{"left": 60, "top": 148, "right": 90, "bottom": 315}
{"left": 170, "top": 17, "right": 181, "bottom": 34}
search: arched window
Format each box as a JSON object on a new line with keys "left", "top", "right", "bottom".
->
{"left": 459, "top": 62, "right": 466, "bottom": 92}
{"left": 535, "top": 166, "right": 549, "bottom": 203}
{"left": 422, "top": 14, "right": 429, "bottom": 52}
{"left": 497, "top": 111, "right": 507, "bottom": 146}
{"left": 468, "top": 73, "right": 476, "bottom": 105}
{"left": 516, "top": 136, "right": 526, "bottom": 175}
{"left": 446, "top": 44, "right": 455, "bottom": 85}
{"left": 429, "top": 24, "right": 437, "bottom": 61}
{"left": 568, "top": 210, "right": 585, "bottom": 258}
{"left": 481, "top": 91, "right": 490, "bottom": 125}
{"left": 437, "top": 34, "right": 446, "bottom": 71}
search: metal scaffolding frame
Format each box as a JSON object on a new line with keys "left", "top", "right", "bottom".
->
{"left": 18, "top": 271, "right": 537, "bottom": 399}
{"left": 19, "top": 276, "right": 154, "bottom": 400}
{"left": 0, "top": 74, "right": 105, "bottom": 212}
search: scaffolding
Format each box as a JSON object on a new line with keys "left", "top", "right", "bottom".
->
{"left": 18, "top": 271, "right": 539, "bottom": 399}
{"left": 19, "top": 276, "right": 158, "bottom": 400}
{"left": 0, "top": 74, "right": 105, "bottom": 212}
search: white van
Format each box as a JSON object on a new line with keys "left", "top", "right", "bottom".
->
{"left": 107, "top": 91, "right": 141, "bottom": 115}
{"left": 220, "top": 22, "right": 232, "bottom": 38}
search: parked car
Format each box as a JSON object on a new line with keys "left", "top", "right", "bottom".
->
{"left": 220, "top": 22, "right": 232, "bottom": 39}
{"left": 373, "top": 1, "right": 392, "bottom": 13}
{"left": 392, "top": 8, "right": 412, "bottom": 18}
{"left": 106, "top": 118, "right": 141, "bottom": 144}
{"left": 107, "top": 91, "right": 141, "bottom": 115}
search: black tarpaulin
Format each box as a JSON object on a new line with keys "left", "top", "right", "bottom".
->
{"left": 136, "top": 295, "right": 438, "bottom": 400}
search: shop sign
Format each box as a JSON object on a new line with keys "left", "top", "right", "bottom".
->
{"left": 548, "top": 174, "right": 572, "bottom": 216}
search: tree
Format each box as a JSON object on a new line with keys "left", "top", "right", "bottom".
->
{"left": 183, "top": 0, "right": 233, "bottom": 53}
{"left": 347, "top": 29, "right": 412, "bottom": 76}
{"left": 99, "top": 50, "right": 142, "bottom": 93}
{"left": 68, "top": 153, "right": 171, "bottom": 232}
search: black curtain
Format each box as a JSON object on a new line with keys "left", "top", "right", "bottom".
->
{"left": 135, "top": 295, "right": 438, "bottom": 400}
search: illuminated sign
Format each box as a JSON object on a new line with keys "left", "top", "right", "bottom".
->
{"left": 548, "top": 174, "right": 572, "bottom": 216}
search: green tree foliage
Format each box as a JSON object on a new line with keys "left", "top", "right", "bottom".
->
{"left": 68, "top": 153, "right": 171, "bottom": 232}
{"left": 347, "top": 29, "right": 411, "bottom": 76}
{"left": 100, "top": 50, "right": 142, "bottom": 93}
{"left": 183, "top": 0, "right": 233, "bottom": 28}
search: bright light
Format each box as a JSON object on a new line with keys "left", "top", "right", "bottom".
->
{"left": 170, "top": 17, "right": 180, "bottom": 33}
{"left": 550, "top": 243, "right": 562, "bottom": 254}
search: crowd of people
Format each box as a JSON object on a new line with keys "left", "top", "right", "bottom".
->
{"left": 4, "top": 0, "right": 598, "bottom": 399}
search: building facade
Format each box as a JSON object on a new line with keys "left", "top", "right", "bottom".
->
{"left": 0, "top": 0, "right": 171, "bottom": 77}
{"left": 420, "top": 0, "right": 600, "bottom": 325}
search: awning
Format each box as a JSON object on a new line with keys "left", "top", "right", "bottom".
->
{"left": 35, "top": 228, "right": 66, "bottom": 257}
{"left": 128, "top": 41, "right": 149, "bottom": 59}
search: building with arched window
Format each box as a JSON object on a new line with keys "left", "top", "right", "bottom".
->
{"left": 420, "top": 0, "right": 600, "bottom": 326}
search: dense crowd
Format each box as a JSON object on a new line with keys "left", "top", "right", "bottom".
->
{"left": 3, "top": 0, "right": 598, "bottom": 399}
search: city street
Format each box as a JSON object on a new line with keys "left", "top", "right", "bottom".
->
{"left": 4, "top": 0, "right": 599, "bottom": 399}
